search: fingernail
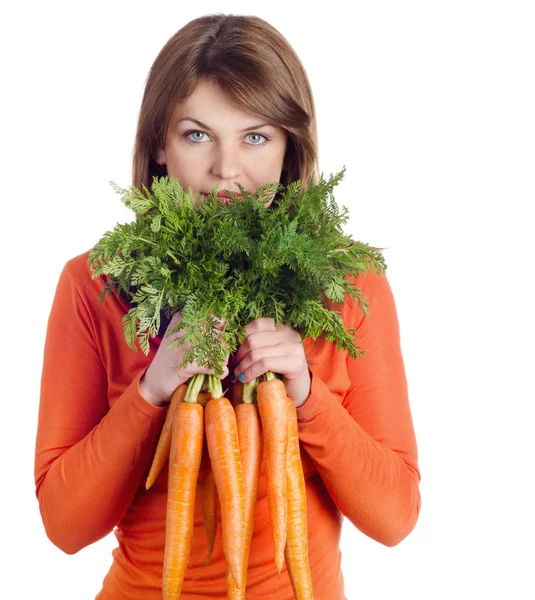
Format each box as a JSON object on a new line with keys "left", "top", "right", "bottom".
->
{"left": 238, "top": 373, "right": 245, "bottom": 382}
{"left": 229, "top": 371, "right": 235, "bottom": 382}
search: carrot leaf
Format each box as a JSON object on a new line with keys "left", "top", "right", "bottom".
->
{"left": 88, "top": 167, "right": 386, "bottom": 373}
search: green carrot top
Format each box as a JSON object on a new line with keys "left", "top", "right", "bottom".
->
{"left": 88, "top": 167, "right": 386, "bottom": 375}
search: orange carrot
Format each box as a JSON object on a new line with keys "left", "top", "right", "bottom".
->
{"left": 196, "top": 391, "right": 213, "bottom": 407}
{"left": 196, "top": 390, "right": 217, "bottom": 563}
{"left": 227, "top": 380, "right": 263, "bottom": 598}
{"left": 146, "top": 383, "right": 188, "bottom": 490}
{"left": 162, "top": 382, "right": 204, "bottom": 600}
{"left": 284, "top": 397, "right": 313, "bottom": 600}
{"left": 256, "top": 372, "right": 289, "bottom": 573}
{"left": 205, "top": 375, "right": 246, "bottom": 589}
{"left": 230, "top": 380, "right": 243, "bottom": 409}
{"left": 200, "top": 466, "right": 218, "bottom": 565}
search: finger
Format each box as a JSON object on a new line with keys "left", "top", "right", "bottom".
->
{"left": 215, "top": 365, "right": 230, "bottom": 379}
{"left": 243, "top": 317, "right": 283, "bottom": 335}
{"left": 166, "top": 311, "right": 185, "bottom": 337}
{"left": 216, "top": 328, "right": 232, "bottom": 352}
{"left": 234, "top": 330, "right": 293, "bottom": 364}
{"left": 234, "top": 355, "right": 298, "bottom": 384}
{"left": 233, "top": 346, "right": 302, "bottom": 383}
{"left": 170, "top": 311, "right": 183, "bottom": 323}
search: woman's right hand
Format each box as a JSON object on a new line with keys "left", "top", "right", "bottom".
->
{"left": 139, "top": 311, "right": 230, "bottom": 407}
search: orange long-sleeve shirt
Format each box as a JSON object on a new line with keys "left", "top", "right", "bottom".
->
{"left": 35, "top": 249, "right": 420, "bottom": 600}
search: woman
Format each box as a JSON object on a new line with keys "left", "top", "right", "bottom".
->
{"left": 35, "top": 14, "right": 421, "bottom": 600}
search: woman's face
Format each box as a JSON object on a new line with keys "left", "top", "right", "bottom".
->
{"left": 155, "top": 80, "right": 288, "bottom": 207}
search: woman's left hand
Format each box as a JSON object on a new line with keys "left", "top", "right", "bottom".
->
{"left": 232, "top": 318, "right": 311, "bottom": 408}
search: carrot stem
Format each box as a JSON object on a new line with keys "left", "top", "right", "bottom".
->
{"left": 242, "top": 378, "right": 259, "bottom": 404}
{"left": 208, "top": 375, "right": 223, "bottom": 399}
{"left": 184, "top": 373, "right": 205, "bottom": 403}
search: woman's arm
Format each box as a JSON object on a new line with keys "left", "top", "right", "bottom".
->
{"left": 34, "top": 263, "right": 167, "bottom": 554}
{"left": 296, "top": 271, "right": 421, "bottom": 547}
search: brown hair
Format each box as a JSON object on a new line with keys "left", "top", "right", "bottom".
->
{"left": 132, "top": 13, "right": 320, "bottom": 202}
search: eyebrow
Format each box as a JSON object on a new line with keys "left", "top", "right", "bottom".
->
{"left": 178, "top": 117, "right": 274, "bottom": 132}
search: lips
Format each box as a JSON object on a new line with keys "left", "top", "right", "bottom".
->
{"left": 201, "top": 191, "right": 244, "bottom": 203}
{"left": 216, "top": 192, "right": 243, "bottom": 199}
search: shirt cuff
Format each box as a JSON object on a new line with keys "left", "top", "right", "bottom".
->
{"left": 295, "top": 369, "right": 330, "bottom": 422}
{"left": 131, "top": 364, "right": 169, "bottom": 417}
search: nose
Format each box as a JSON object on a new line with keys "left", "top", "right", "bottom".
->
{"left": 211, "top": 142, "right": 241, "bottom": 184}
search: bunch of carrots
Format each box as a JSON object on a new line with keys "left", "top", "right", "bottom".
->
{"left": 88, "top": 168, "right": 384, "bottom": 598}
{"left": 145, "top": 370, "right": 313, "bottom": 600}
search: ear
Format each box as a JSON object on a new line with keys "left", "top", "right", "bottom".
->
{"left": 154, "top": 149, "right": 166, "bottom": 165}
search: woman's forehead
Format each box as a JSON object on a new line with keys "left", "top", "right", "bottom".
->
{"left": 170, "top": 84, "right": 279, "bottom": 132}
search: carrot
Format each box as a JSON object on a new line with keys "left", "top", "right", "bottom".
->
{"left": 162, "top": 373, "right": 205, "bottom": 600}
{"left": 284, "top": 397, "right": 313, "bottom": 599}
{"left": 146, "top": 383, "right": 188, "bottom": 490}
{"left": 205, "top": 375, "right": 246, "bottom": 589}
{"left": 227, "top": 379, "right": 263, "bottom": 598}
{"left": 200, "top": 466, "right": 218, "bottom": 565}
{"left": 196, "top": 389, "right": 218, "bottom": 564}
{"left": 256, "top": 371, "right": 289, "bottom": 573}
{"left": 230, "top": 379, "right": 243, "bottom": 409}
{"left": 196, "top": 391, "right": 213, "bottom": 407}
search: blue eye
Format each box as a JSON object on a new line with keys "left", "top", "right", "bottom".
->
{"left": 183, "top": 130, "right": 269, "bottom": 146}
{"left": 185, "top": 130, "right": 208, "bottom": 143}
{"left": 246, "top": 133, "right": 268, "bottom": 146}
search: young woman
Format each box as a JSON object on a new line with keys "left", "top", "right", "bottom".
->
{"left": 35, "top": 14, "right": 421, "bottom": 600}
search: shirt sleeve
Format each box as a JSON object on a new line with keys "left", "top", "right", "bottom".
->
{"left": 34, "top": 263, "right": 167, "bottom": 555}
{"left": 296, "top": 270, "right": 421, "bottom": 547}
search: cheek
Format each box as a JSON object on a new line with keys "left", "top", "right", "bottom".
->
{"left": 165, "top": 145, "right": 203, "bottom": 179}
{"left": 250, "top": 154, "right": 284, "bottom": 179}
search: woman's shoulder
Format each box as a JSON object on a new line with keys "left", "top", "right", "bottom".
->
{"left": 304, "top": 268, "right": 392, "bottom": 360}
{"left": 348, "top": 264, "right": 390, "bottom": 287}
{"left": 60, "top": 249, "right": 101, "bottom": 290}
{"left": 344, "top": 267, "right": 393, "bottom": 315}
{"left": 63, "top": 248, "right": 93, "bottom": 278}
{"left": 60, "top": 248, "right": 115, "bottom": 305}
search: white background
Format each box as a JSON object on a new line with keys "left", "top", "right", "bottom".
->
{"left": 1, "top": 1, "right": 534, "bottom": 598}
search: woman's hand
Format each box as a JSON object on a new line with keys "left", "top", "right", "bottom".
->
{"left": 232, "top": 318, "right": 311, "bottom": 408}
{"left": 140, "top": 311, "right": 230, "bottom": 407}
